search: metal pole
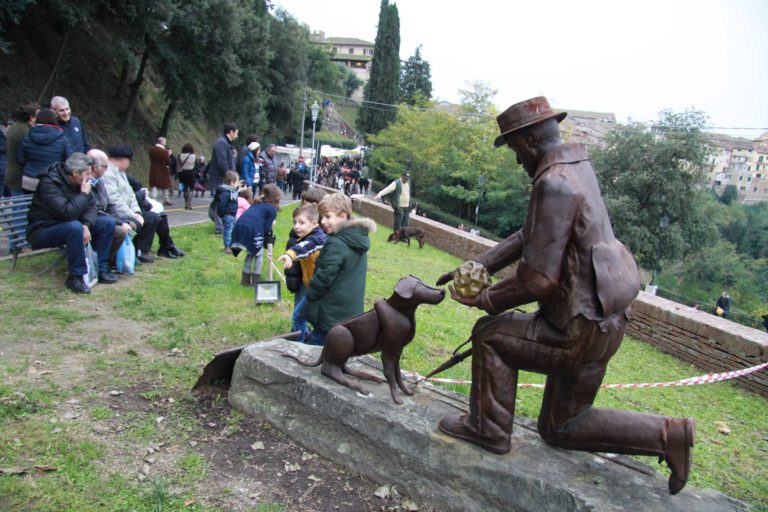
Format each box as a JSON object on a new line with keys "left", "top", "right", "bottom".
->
{"left": 310, "top": 119, "right": 317, "bottom": 188}
{"left": 299, "top": 87, "right": 306, "bottom": 159}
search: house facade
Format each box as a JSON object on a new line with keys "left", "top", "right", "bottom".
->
{"left": 309, "top": 31, "right": 374, "bottom": 87}
{"left": 707, "top": 133, "right": 768, "bottom": 204}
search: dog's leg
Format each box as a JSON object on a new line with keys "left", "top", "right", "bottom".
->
{"left": 381, "top": 347, "right": 405, "bottom": 405}
{"left": 320, "top": 326, "right": 371, "bottom": 396}
{"left": 417, "top": 237, "right": 425, "bottom": 249}
{"left": 395, "top": 359, "right": 414, "bottom": 397}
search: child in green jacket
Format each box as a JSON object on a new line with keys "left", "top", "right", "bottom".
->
{"left": 303, "top": 193, "right": 376, "bottom": 346}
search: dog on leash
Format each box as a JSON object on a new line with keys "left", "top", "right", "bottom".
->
{"left": 284, "top": 275, "right": 445, "bottom": 404}
{"left": 386, "top": 226, "right": 426, "bottom": 248}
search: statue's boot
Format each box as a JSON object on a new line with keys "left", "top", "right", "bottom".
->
{"left": 664, "top": 417, "right": 695, "bottom": 495}
{"left": 438, "top": 414, "right": 511, "bottom": 455}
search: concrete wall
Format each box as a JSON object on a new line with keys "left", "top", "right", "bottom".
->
{"left": 348, "top": 194, "right": 768, "bottom": 396}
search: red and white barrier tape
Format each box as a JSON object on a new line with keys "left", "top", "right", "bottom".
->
{"left": 411, "top": 361, "right": 768, "bottom": 389}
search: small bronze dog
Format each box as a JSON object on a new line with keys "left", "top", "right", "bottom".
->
{"left": 386, "top": 227, "right": 426, "bottom": 248}
{"left": 284, "top": 275, "right": 445, "bottom": 403}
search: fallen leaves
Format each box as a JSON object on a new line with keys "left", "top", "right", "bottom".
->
{"left": 715, "top": 421, "right": 731, "bottom": 435}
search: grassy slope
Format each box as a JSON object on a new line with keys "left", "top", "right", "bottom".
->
{"left": 0, "top": 204, "right": 766, "bottom": 509}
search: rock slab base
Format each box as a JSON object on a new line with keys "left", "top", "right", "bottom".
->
{"left": 228, "top": 340, "right": 746, "bottom": 512}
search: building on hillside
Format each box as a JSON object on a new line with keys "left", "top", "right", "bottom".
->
{"left": 706, "top": 133, "right": 768, "bottom": 204}
{"left": 310, "top": 31, "right": 373, "bottom": 102}
{"left": 555, "top": 109, "right": 618, "bottom": 146}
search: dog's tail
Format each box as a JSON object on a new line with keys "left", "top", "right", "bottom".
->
{"left": 282, "top": 352, "right": 323, "bottom": 367}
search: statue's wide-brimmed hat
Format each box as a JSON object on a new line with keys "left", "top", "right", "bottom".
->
{"left": 493, "top": 96, "right": 567, "bottom": 148}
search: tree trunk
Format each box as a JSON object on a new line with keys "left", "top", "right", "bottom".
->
{"left": 114, "top": 62, "right": 128, "bottom": 99}
{"left": 37, "top": 27, "right": 70, "bottom": 103}
{"left": 158, "top": 99, "right": 176, "bottom": 138}
{"left": 119, "top": 35, "right": 153, "bottom": 129}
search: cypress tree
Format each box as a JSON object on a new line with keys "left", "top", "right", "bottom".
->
{"left": 400, "top": 45, "right": 432, "bottom": 105}
{"left": 360, "top": 0, "right": 400, "bottom": 139}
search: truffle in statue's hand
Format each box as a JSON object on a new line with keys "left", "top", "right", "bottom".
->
{"left": 451, "top": 261, "right": 491, "bottom": 299}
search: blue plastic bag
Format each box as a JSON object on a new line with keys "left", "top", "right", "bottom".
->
{"left": 115, "top": 236, "right": 136, "bottom": 274}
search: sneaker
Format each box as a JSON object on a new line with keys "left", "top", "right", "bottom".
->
{"left": 170, "top": 247, "right": 185, "bottom": 257}
{"left": 157, "top": 248, "right": 179, "bottom": 259}
{"left": 98, "top": 270, "right": 118, "bottom": 284}
{"left": 137, "top": 253, "right": 155, "bottom": 264}
{"left": 65, "top": 275, "right": 91, "bottom": 294}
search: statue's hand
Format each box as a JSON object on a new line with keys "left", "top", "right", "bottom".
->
{"left": 436, "top": 269, "right": 456, "bottom": 286}
{"left": 448, "top": 284, "right": 480, "bottom": 308}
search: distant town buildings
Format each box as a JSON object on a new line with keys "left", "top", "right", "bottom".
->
{"left": 310, "top": 31, "right": 373, "bottom": 102}
{"left": 705, "top": 133, "right": 768, "bottom": 204}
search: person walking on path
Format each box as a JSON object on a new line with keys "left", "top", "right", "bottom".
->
{"left": 148, "top": 137, "right": 173, "bottom": 206}
{"left": 208, "top": 124, "right": 238, "bottom": 233}
{"left": 375, "top": 171, "right": 412, "bottom": 232}
{"left": 178, "top": 143, "right": 198, "bottom": 209}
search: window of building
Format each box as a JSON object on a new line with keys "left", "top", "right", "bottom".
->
{"left": 348, "top": 47, "right": 354, "bottom": 54}
{"left": 333, "top": 47, "right": 338, "bottom": 53}
{"left": 748, "top": 176, "right": 752, "bottom": 182}
{"left": 738, "top": 176, "right": 743, "bottom": 181}
{"left": 740, "top": 186, "right": 746, "bottom": 191}
{"left": 754, "top": 187, "right": 758, "bottom": 192}
{"left": 364, "top": 48, "right": 373, "bottom": 55}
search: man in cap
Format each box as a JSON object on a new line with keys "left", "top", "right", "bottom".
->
{"left": 102, "top": 144, "right": 160, "bottom": 263}
{"left": 435, "top": 96, "right": 694, "bottom": 495}
{"left": 374, "top": 171, "right": 413, "bottom": 232}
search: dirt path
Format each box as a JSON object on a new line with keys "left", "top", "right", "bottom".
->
{"left": 0, "top": 271, "right": 430, "bottom": 511}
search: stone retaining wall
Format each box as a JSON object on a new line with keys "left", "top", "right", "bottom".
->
{"left": 347, "top": 193, "right": 768, "bottom": 397}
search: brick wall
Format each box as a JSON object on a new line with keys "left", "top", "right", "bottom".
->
{"left": 347, "top": 194, "right": 768, "bottom": 397}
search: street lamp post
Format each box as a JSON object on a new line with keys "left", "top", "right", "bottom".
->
{"left": 650, "top": 214, "right": 669, "bottom": 286}
{"left": 475, "top": 175, "right": 485, "bottom": 228}
{"left": 310, "top": 101, "right": 319, "bottom": 187}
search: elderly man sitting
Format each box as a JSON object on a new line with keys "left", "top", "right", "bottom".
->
{"left": 27, "top": 152, "right": 117, "bottom": 293}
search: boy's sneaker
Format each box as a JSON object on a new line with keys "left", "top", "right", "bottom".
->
{"left": 65, "top": 275, "right": 91, "bottom": 294}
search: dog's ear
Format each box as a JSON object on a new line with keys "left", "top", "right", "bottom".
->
{"left": 393, "top": 275, "right": 418, "bottom": 299}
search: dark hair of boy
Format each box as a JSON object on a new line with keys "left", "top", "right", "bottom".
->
{"left": 293, "top": 204, "right": 319, "bottom": 222}
{"left": 300, "top": 188, "right": 326, "bottom": 204}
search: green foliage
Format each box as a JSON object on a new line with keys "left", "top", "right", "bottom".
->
{"left": 314, "top": 129, "right": 357, "bottom": 149}
{"left": 719, "top": 184, "right": 739, "bottom": 205}
{"left": 360, "top": 0, "right": 400, "bottom": 139}
{"left": 343, "top": 69, "right": 364, "bottom": 98}
{"left": 369, "top": 82, "right": 528, "bottom": 236}
{"left": 592, "top": 109, "right": 715, "bottom": 267}
{"left": 399, "top": 45, "right": 432, "bottom": 105}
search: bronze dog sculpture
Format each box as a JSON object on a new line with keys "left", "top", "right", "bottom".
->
{"left": 284, "top": 275, "right": 445, "bottom": 403}
{"left": 386, "top": 227, "right": 426, "bottom": 248}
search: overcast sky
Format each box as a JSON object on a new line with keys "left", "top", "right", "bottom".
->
{"left": 273, "top": 0, "right": 767, "bottom": 139}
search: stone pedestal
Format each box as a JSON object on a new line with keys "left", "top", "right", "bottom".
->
{"left": 228, "top": 340, "right": 746, "bottom": 512}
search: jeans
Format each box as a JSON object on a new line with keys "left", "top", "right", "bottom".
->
{"left": 291, "top": 285, "right": 308, "bottom": 339}
{"left": 208, "top": 205, "right": 223, "bottom": 233}
{"left": 222, "top": 214, "right": 235, "bottom": 247}
{"left": 394, "top": 206, "right": 410, "bottom": 231}
{"left": 306, "top": 328, "right": 327, "bottom": 347}
{"left": 29, "top": 216, "right": 115, "bottom": 275}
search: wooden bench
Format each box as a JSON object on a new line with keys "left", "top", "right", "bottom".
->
{"left": 0, "top": 194, "right": 33, "bottom": 269}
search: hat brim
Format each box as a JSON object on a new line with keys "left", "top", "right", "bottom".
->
{"left": 493, "top": 111, "right": 567, "bottom": 148}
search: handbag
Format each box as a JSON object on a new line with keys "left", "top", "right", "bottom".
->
{"left": 115, "top": 236, "right": 136, "bottom": 274}
{"left": 84, "top": 242, "right": 99, "bottom": 287}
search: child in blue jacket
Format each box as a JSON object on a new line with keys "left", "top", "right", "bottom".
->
{"left": 214, "top": 171, "right": 239, "bottom": 253}
{"left": 231, "top": 184, "right": 281, "bottom": 285}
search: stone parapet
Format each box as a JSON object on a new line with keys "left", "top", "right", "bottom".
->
{"left": 345, "top": 195, "right": 768, "bottom": 397}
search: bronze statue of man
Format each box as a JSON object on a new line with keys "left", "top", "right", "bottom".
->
{"left": 436, "top": 96, "right": 694, "bottom": 495}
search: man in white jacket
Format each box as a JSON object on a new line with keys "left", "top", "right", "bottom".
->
{"left": 102, "top": 144, "right": 159, "bottom": 263}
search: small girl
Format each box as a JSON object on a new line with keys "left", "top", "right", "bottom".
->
{"left": 214, "top": 171, "right": 240, "bottom": 254}
{"left": 236, "top": 187, "right": 253, "bottom": 220}
{"left": 231, "top": 184, "right": 281, "bottom": 286}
